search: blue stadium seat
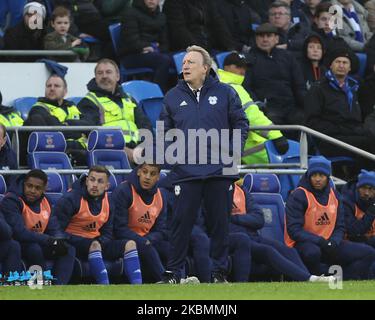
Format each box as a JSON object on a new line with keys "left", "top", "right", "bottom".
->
{"left": 173, "top": 51, "right": 186, "bottom": 74}
{"left": 215, "top": 51, "right": 231, "bottom": 69}
{"left": 67, "top": 97, "right": 83, "bottom": 105}
{"left": 122, "top": 80, "right": 164, "bottom": 129}
{"left": 0, "top": 174, "right": 7, "bottom": 201}
{"left": 356, "top": 53, "right": 367, "bottom": 78}
{"left": 87, "top": 129, "right": 131, "bottom": 185}
{"left": 27, "top": 131, "right": 75, "bottom": 189}
{"left": 243, "top": 173, "right": 285, "bottom": 243}
{"left": 264, "top": 139, "right": 302, "bottom": 200}
{"left": 12, "top": 97, "right": 37, "bottom": 120}
{"left": 45, "top": 172, "right": 64, "bottom": 207}
{"left": 108, "top": 23, "right": 153, "bottom": 81}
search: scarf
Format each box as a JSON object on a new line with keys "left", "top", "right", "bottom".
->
{"left": 325, "top": 69, "right": 358, "bottom": 111}
{"left": 342, "top": 6, "right": 364, "bottom": 43}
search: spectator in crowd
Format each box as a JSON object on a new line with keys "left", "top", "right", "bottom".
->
{"left": 285, "top": 156, "right": 375, "bottom": 279}
{"left": 95, "top": 0, "right": 132, "bottom": 26}
{"left": 245, "top": 0, "right": 274, "bottom": 23}
{"left": 0, "top": 0, "right": 26, "bottom": 32}
{"left": 163, "top": 0, "right": 237, "bottom": 52}
{"left": 1, "top": 169, "right": 76, "bottom": 285}
{"left": 231, "top": 182, "right": 334, "bottom": 282}
{"left": 158, "top": 45, "right": 249, "bottom": 284}
{"left": 300, "top": 33, "right": 327, "bottom": 89}
{"left": 217, "top": 0, "right": 260, "bottom": 53}
{"left": 3, "top": 2, "right": 47, "bottom": 62}
{"left": 280, "top": 0, "right": 311, "bottom": 25}
{"left": 358, "top": 66, "right": 375, "bottom": 117}
{"left": 217, "top": 51, "right": 289, "bottom": 164}
{"left": 54, "top": 165, "right": 143, "bottom": 285}
{"left": 331, "top": 0, "right": 373, "bottom": 52}
{"left": 119, "top": 0, "right": 173, "bottom": 93}
{"left": 51, "top": 0, "right": 112, "bottom": 59}
{"left": 52, "top": 0, "right": 110, "bottom": 43}
{"left": 300, "top": 0, "right": 323, "bottom": 28}
{"left": 268, "top": 1, "right": 310, "bottom": 54}
{"left": 0, "top": 124, "right": 18, "bottom": 187}
{"left": 342, "top": 169, "right": 375, "bottom": 248}
{"left": 243, "top": 23, "right": 306, "bottom": 129}
{"left": 0, "top": 210, "right": 22, "bottom": 276}
{"left": 78, "top": 59, "right": 152, "bottom": 163}
{"left": 311, "top": 2, "right": 352, "bottom": 55}
{"left": 23, "top": 74, "right": 90, "bottom": 166}
{"left": 44, "top": 6, "right": 89, "bottom": 62}
{"left": 304, "top": 48, "right": 375, "bottom": 169}
{"left": 113, "top": 163, "right": 169, "bottom": 283}
{"left": 363, "top": 0, "right": 375, "bottom": 32}
{"left": 0, "top": 91, "right": 24, "bottom": 128}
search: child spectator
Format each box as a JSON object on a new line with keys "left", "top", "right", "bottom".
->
{"left": 44, "top": 6, "right": 89, "bottom": 62}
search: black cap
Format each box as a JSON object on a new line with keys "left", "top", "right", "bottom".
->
{"left": 325, "top": 47, "right": 359, "bottom": 72}
{"left": 255, "top": 23, "right": 279, "bottom": 35}
{"left": 223, "top": 51, "right": 247, "bottom": 68}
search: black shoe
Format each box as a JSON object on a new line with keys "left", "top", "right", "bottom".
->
{"left": 156, "top": 271, "right": 180, "bottom": 284}
{"left": 211, "top": 273, "right": 228, "bottom": 283}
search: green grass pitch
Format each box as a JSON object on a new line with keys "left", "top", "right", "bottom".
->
{"left": 1, "top": 281, "right": 375, "bottom": 300}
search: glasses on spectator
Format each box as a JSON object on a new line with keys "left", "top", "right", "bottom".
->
{"left": 269, "top": 12, "right": 290, "bottom": 17}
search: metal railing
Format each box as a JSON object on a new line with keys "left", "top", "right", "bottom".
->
{"left": 2, "top": 125, "right": 374, "bottom": 179}
{"left": 0, "top": 50, "right": 77, "bottom": 57}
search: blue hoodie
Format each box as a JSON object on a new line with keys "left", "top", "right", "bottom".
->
{"left": 160, "top": 71, "right": 249, "bottom": 182}
{"left": 112, "top": 167, "right": 168, "bottom": 244}
{"left": 285, "top": 173, "right": 345, "bottom": 246}
{"left": 53, "top": 175, "right": 114, "bottom": 244}
{"left": 341, "top": 180, "right": 375, "bottom": 239}
{"left": 229, "top": 185, "right": 265, "bottom": 238}
{"left": 1, "top": 175, "right": 63, "bottom": 245}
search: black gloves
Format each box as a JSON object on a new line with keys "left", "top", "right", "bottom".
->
{"left": 47, "top": 238, "right": 69, "bottom": 257}
{"left": 272, "top": 136, "right": 289, "bottom": 155}
{"left": 319, "top": 238, "right": 338, "bottom": 263}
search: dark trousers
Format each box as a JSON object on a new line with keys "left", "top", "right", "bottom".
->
{"left": 229, "top": 232, "right": 252, "bottom": 282}
{"left": 21, "top": 242, "right": 76, "bottom": 285}
{"left": 121, "top": 52, "right": 174, "bottom": 93}
{"left": 168, "top": 178, "right": 234, "bottom": 279}
{"left": 295, "top": 240, "right": 375, "bottom": 280}
{"left": 0, "top": 240, "right": 22, "bottom": 273}
{"left": 251, "top": 236, "right": 311, "bottom": 281}
{"left": 189, "top": 226, "right": 211, "bottom": 282}
{"left": 135, "top": 239, "right": 167, "bottom": 283}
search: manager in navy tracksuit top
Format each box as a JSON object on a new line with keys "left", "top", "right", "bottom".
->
{"left": 158, "top": 45, "right": 249, "bottom": 283}
{"left": 285, "top": 156, "right": 375, "bottom": 280}
{"left": 1, "top": 169, "right": 75, "bottom": 285}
